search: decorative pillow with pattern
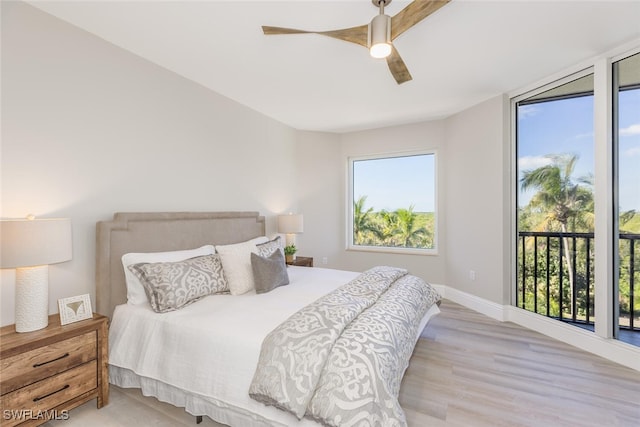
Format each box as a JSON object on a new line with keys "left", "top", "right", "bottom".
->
{"left": 122, "top": 245, "right": 215, "bottom": 305}
{"left": 128, "top": 254, "right": 227, "bottom": 313}
{"left": 256, "top": 236, "right": 283, "bottom": 258}
{"left": 251, "top": 249, "right": 290, "bottom": 294}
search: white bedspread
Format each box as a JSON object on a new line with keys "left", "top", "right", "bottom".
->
{"left": 108, "top": 266, "right": 439, "bottom": 426}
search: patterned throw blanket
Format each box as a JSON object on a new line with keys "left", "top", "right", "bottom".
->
{"left": 249, "top": 266, "right": 441, "bottom": 427}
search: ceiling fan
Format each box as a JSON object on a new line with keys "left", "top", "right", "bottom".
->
{"left": 262, "top": 0, "right": 450, "bottom": 85}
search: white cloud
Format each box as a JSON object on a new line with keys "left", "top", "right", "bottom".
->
{"left": 624, "top": 146, "right": 640, "bottom": 157}
{"left": 620, "top": 124, "right": 640, "bottom": 137}
{"left": 570, "top": 132, "right": 594, "bottom": 141}
{"left": 517, "top": 105, "right": 540, "bottom": 120}
{"left": 518, "top": 155, "right": 552, "bottom": 171}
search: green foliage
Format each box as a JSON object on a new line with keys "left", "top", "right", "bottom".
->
{"left": 517, "top": 235, "right": 596, "bottom": 321}
{"left": 518, "top": 153, "right": 639, "bottom": 327}
{"left": 284, "top": 245, "right": 297, "bottom": 255}
{"left": 620, "top": 210, "right": 640, "bottom": 233}
{"left": 353, "top": 196, "right": 434, "bottom": 249}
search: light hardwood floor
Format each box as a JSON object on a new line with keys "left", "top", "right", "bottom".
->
{"left": 46, "top": 300, "right": 640, "bottom": 426}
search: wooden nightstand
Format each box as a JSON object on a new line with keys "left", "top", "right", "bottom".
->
{"left": 286, "top": 256, "right": 313, "bottom": 267}
{"left": 0, "top": 313, "right": 109, "bottom": 426}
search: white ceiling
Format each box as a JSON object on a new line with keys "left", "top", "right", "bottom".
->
{"left": 27, "top": 0, "right": 640, "bottom": 133}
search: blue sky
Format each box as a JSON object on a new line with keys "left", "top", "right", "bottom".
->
{"left": 353, "top": 154, "right": 435, "bottom": 212}
{"left": 518, "top": 88, "right": 640, "bottom": 212}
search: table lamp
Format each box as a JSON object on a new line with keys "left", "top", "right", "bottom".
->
{"left": 0, "top": 217, "right": 72, "bottom": 332}
{"left": 278, "top": 213, "right": 303, "bottom": 257}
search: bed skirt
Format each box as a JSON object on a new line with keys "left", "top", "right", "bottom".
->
{"left": 110, "top": 365, "right": 296, "bottom": 427}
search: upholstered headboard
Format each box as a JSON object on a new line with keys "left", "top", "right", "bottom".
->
{"left": 96, "top": 212, "right": 266, "bottom": 319}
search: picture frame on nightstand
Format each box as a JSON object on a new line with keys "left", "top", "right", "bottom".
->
{"left": 58, "top": 293, "right": 93, "bottom": 325}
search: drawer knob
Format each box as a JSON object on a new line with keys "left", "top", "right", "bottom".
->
{"left": 33, "top": 352, "right": 70, "bottom": 368}
{"left": 33, "top": 384, "right": 70, "bottom": 402}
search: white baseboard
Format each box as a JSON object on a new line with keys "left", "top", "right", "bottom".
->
{"left": 433, "top": 284, "right": 506, "bottom": 321}
{"left": 434, "top": 284, "right": 640, "bottom": 372}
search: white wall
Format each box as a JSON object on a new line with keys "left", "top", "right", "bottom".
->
{"left": 444, "top": 95, "right": 511, "bottom": 304}
{"left": 335, "top": 121, "right": 448, "bottom": 285}
{"left": 297, "top": 96, "right": 511, "bottom": 303}
{"left": 294, "top": 131, "right": 343, "bottom": 268}
{"left": 299, "top": 98, "right": 511, "bottom": 303}
{"left": 0, "top": 2, "right": 298, "bottom": 325}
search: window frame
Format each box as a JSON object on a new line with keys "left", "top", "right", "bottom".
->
{"left": 346, "top": 149, "right": 438, "bottom": 256}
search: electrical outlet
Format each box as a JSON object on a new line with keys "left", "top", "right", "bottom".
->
{"left": 469, "top": 270, "right": 476, "bottom": 281}
{"left": 322, "top": 257, "right": 328, "bottom": 265}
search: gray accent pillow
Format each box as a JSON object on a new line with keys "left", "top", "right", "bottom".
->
{"left": 256, "top": 235, "right": 283, "bottom": 258}
{"left": 128, "top": 254, "right": 228, "bottom": 313}
{"left": 251, "top": 249, "right": 290, "bottom": 294}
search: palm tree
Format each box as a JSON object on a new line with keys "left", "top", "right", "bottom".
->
{"left": 377, "top": 209, "right": 400, "bottom": 245}
{"left": 353, "top": 196, "right": 382, "bottom": 245}
{"left": 395, "top": 206, "right": 429, "bottom": 247}
{"left": 520, "top": 154, "right": 594, "bottom": 314}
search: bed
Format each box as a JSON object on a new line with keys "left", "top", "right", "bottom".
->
{"left": 96, "top": 212, "right": 441, "bottom": 426}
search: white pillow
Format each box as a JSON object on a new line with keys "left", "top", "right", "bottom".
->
{"left": 215, "top": 236, "right": 268, "bottom": 295}
{"left": 122, "top": 245, "right": 215, "bottom": 305}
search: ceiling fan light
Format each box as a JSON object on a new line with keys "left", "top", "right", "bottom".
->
{"left": 370, "top": 42, "right": 392, "bottom": 59}
{"left": 368, "top": 14, "right": 391, "bottom": 59}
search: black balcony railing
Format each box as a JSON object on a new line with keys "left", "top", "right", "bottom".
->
{"left": 517, "top": 231, "right": 639, "bottom": 334}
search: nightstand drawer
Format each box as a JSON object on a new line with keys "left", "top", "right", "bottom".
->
{"left": 0, "top": 332, "right": 96, "bottom": 395}
{"left": 0, "top": 360, "right": 97, "bottom": 427}
{"left": 286, "top": 256, "right": 313, "bottom": 267}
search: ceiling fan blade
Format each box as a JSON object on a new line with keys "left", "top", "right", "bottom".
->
{"left": 320, "top": 25, "right": 369, "bottom": 48}
{"left": 391, "top": 0, "right": 450, "bottom": 40}
{"left": 263, "top": 25, "right": 368, "bottom": 48}
{"left": 262, "top": 26, "right": 313, "bottom": 36}
{"left": 386, "top": 46, "right": 412, "bottom": 84}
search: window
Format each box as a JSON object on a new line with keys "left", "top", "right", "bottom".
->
{"left": 514, "top": 71, "right": 596, "bottom": 330}
{"left": 348, "top": 151, "right": 437, "bottom": 254}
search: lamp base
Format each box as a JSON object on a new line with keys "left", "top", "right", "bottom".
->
{"left": 285, "top": 234, "right": 297, "bottom": 248}
{"left": 15, "top": 265, "right": 49, "bottom": 333}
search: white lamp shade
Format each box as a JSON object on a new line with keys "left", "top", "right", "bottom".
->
{"left": 278, "top": 214, "right": 304, "bottom": 234}
{"left": 0, "top": 218, "right": 72, "bottom": 268}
